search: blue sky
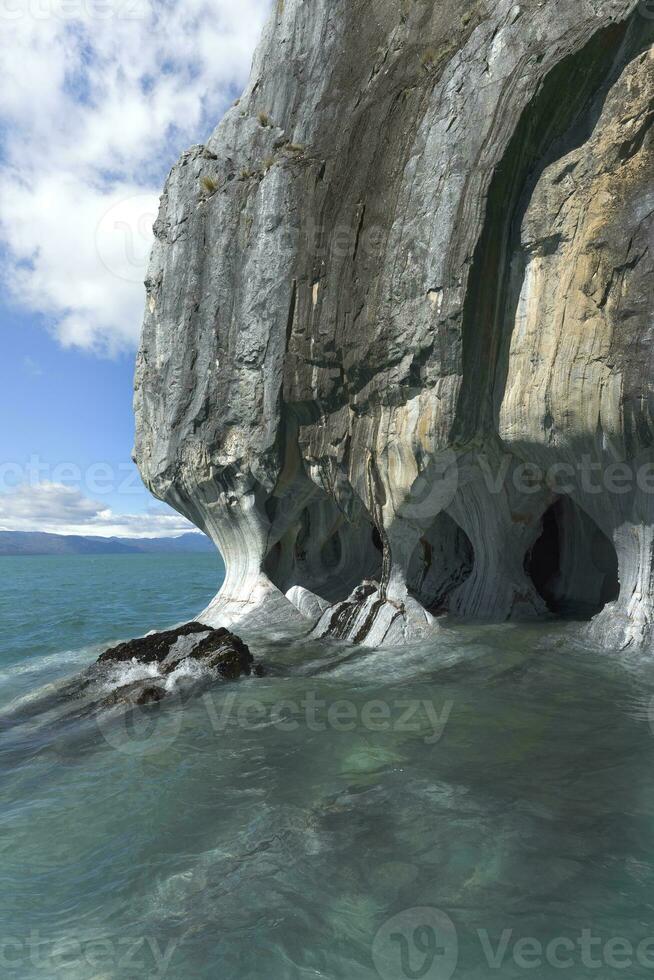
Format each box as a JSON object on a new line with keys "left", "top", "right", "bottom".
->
{"left": 0, "top": 0, "right": 271, "bottom": 536}
{"left": 0, "top": 292, "right": 147, "bottom": 515}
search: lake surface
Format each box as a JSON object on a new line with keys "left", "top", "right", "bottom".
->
{"left": 2, "top": 554, "right": 654, "bottom": 979}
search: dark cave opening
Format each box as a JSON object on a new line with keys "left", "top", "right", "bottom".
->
{"left": 264, "top": 496, "right": 383, "bottom": 604}
{"left": 407, "top": 511, "right": 474, "bottom": 615}
{"left": 526, "top": 497, "right": 619, "bottom": 619}
{"left": 319, "top": 527, "right": 343, "bottom": 570}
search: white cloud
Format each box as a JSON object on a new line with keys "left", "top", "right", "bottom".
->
{"left": 0, "top": 482, "right": 198, "bottom": 537}
{"left": 0, "top": 0, "right": 271, "bottom": 355}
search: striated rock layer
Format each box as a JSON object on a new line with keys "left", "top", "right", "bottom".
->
{"left": 135, "top": 0, "right": 654, "bottom": 649}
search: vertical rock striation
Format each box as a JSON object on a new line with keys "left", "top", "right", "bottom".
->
{"left": 135, "top": 0, "right": 654, "bottom": 648}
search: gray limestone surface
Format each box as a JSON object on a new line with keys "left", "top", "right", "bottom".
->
{"left": 135, "top": 0, "right": 654, "bottom": 648}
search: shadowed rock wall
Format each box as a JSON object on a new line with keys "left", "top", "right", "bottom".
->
{"left": 135, "top": 0, "right": 654, "bottom": 648}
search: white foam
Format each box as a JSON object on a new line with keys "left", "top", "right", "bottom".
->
{"left": 164, "top": 658, "right": 216, "bottom": 692}
{"left": 100, "top": 659, "right": 162, "bottom": 693}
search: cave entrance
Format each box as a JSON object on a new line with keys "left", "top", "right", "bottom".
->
{"left": 407, "top": 512, "right": 474, "bottom": 615}
{"left": 526, "top": 497, "right": 619, "bottom": 619}
{"left": 264, "top": 495, "right": 383, "bottom": 604}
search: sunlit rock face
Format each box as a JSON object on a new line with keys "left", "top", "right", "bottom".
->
{"left": 135, "top": 0, "right": 654, "bottom": 648}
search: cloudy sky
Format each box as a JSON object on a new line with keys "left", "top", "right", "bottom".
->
{"left": 0, "top": 0, "right": 271, "bottom": 536}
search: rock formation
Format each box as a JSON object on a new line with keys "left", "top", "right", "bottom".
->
{"left": 97, "top": 623, "right": 258, "bottom": 706}
{"left": 135, "top": 0, "right": 654, "bottom": 649}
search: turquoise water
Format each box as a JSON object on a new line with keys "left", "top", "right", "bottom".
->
{"left": 3, "top": 556, "right": 654, "bottom": 979}
{"left": 0, "top": 554, "right": 225, "bottom": 703}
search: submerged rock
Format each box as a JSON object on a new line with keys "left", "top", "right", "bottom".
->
{"left": 134, "top": 1, "right": 654, "bottom": 649}
{"left": 101, "top": 681, "right": 166, "bottom": 708}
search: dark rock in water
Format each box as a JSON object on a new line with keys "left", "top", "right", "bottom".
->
{"left": 96, "top": 622, "right": 260, "bottom": 709}
{"left": 101, "top": 682, "right": 166, "bottom": 708}
{"left": 98, "top": 622, "right": 258, "bottom": 677}
{"left": 179, "top": 628, "right": 254, "bottom": 679}
{"left": 136, "top": 686, "right": 166, "bottom": 705}
{"left": 98, "top": 621, "right": 211, "bottom": 666}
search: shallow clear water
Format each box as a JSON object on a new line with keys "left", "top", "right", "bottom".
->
{"left": 2, "top": 556, "right": 654, "bottom": 979}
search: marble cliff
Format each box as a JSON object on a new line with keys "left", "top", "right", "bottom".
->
{"left": 134, "top": 0, "right": 654, "bottom": 649}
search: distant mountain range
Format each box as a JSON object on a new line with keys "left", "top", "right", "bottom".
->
{"left": 0, "top": 531, "right": 216, "bottom": 556}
